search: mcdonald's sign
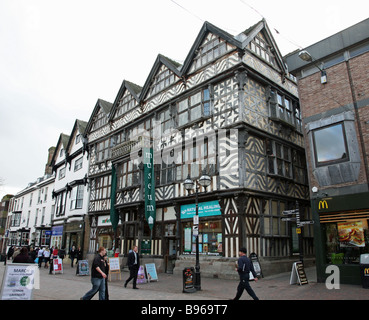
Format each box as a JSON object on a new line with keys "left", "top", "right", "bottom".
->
{"left": 318, "top": 200, "right": 329, "bottom": 210}
{"left": 364, "top": 268, "right": 369, "bottom": 276}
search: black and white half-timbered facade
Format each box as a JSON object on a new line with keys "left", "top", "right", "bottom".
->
{"left": 85, "top": 20, "right": 314, "bottom": 277}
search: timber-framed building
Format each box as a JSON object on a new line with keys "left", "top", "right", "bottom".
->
{"left": 85, "top": 20, "right": 313, "bottom": 277}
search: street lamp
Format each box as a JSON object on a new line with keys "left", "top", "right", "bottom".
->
{"left": 183, "top": 172, "right": 211, "bottom": 291}
{"left": 298, "top": 50, "right": 327, "bottom": 84}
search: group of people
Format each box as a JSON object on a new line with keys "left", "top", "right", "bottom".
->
{"left": 82, "top": 245, "right": 259, "bottom": 301}
{"left": 6, "top": 245, "right": 83, "bottom": 273}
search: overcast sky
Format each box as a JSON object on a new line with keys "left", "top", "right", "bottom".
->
{"left": 1, "top": 0, "right": 368, "bottom": 200}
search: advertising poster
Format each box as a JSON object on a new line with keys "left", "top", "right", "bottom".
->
{"left": 137, "top": 266, "right": 147, "bottom": 284}
{"left": 109, "top": 258, "right": 120, "bottom": 271}
{"left": 338, "top": 221, "right": 365, "bottom": 247}
{"left": 145, "top": 263, "right": 158, "bottom": 282}
{"left": 1, "top": 264, "right": 38, "bottom": 300}
{"left": 53, "top": 258, "right": 63, "bottom": 273}
{"left": 78, "top": 260, "right": 89, "bottom": 276}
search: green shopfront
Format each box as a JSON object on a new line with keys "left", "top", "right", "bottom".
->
{"left": 313, "top": 191, "right": 369, "bottom": 284}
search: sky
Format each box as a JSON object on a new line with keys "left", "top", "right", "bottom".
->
{"left": 1, "top": 0, "right": 368, "bottom": 200}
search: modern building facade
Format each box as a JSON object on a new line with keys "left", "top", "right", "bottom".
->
{"left": 285, "top": 18, "right": 369, "bottom": 284}
{"left": 85, "top": 20, "right": 313, "bottom": 277}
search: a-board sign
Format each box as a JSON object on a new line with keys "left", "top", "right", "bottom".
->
{"left": 183, "top": 267, "right": 196, "bottom": 293}
{"left": 290, "top": 261, "right": 308, "bottom": 285}
{"left": 145, "top": 263, "right": 158, "bottom": 282}
{"left": 78, "top": 260, "right": 89, "bottom": 276}
{"left": 249, "top": 252, "right": 263, "bottom": 278}
{"left": 137, "top": 266, "right": 147, "bottom": 284}
{"left": 108, "top": 257, "right": 121, "bottom": 281}
{"left": 0, "top": 263, "right": 39, "bottom": 300}
{"left": 109, "top": 258, "right": 120, "bottom": 271}
{"left": 53, "top": 258, "right": 63, "bottom": 274}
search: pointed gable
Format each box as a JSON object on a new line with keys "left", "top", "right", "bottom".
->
{"left": 241, "top": 19, "right": 287, "bottom": 74}
{"left": 110, "top": 80, "right": 142, "bottom": 120}
{"left": 140, "top": 54, "right": 182, "bottom": 100}
{"left": 85, "top": 99, "right": 113, "bottom": 135}
{"left": 181, "top": 21, "right": 240, "bottom": 75}
{"left": 66, "top": 119, "right": 88, "bottom": 155}
{"left": 51, "top": 133, "right": 70, "bottom": 168}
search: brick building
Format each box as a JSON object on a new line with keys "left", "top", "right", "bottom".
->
{"left": 285, "top": 18, "right": 369, "bottom": 284}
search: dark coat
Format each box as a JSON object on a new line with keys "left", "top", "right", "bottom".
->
{"left": 127, "top": 250, "right": 140, "bottom": 268}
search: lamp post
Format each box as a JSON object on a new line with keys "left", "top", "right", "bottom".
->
{"left": 299, "top": 50, "right": 327, "bottom": 84}
{"left": 183, "top": 172, "right": 211, "bottom": 291}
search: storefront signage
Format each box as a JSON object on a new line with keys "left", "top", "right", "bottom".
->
{"left": 0, "top": 264, "right": 38, "bottom": 300}
{"left": 51, "top": 225, "right": 63, "bottom": 236}
{"left": 180, "top": 200, "right": 221, "bottom": 219}
{"left": 98, "top": 215, "right": 112, "bottom": 226}
{"left": 318, "top": 200, "right": 329, "bottom": 210}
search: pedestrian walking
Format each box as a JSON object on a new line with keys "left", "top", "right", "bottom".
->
{"left": 103, "top": 254, "right": 110, "bottom": 300}
{"left": 37, "top": 247, "right": 44, "bottom": 268}
{"left": 124, "top": 245, "right": 140, "bottom": 289}
{"left": 233, "top": 247, "right": 259, "bottom": 300}
{"left": 80, "top": 247, "right": 107, "bottom": 300}
{"left": 7, "top": 246, "right": 14, "bottom": 260}
{"left": 70, "top": 246, "right": 76, "bottom": 267}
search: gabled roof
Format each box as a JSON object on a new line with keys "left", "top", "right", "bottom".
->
{"left": 181, "top": 21, "right": 241, "bottom": 75}
{"left": 85, "top": 98, "right": 113, "bottom": 136}
{"left": 109, "top": 80, "right": 142, "bottom": 120}
{"left": 140, "top": 54, "right": 182, "bottom": 101}
{"left": 65, "top": 119, "right": 88, "bottom": 154}
{"left": 240, "top": 19, "right": 287, "bottom": 74}
{"left": 50, "top": 133, "right": 70, "bottom": 167}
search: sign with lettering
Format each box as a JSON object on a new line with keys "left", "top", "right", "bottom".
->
{"left": 180, "top": 200, "right": 221, "bottom": 219}
{"left": 144, "top": 148, "right": 156, "bottom": 230}
{"left": 1, "top": 264, "right": 39, "bottom": 300}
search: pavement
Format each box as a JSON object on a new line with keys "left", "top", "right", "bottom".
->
{"left": 1, "top": 259, "right": 368, "bottom": 301}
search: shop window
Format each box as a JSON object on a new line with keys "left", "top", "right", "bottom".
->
{"left": 182, "top": 219, "right": 222, "bottom": 255}
{"left": 324, "top": 220, "right": 369, "bottom": 264}
{"left": 313, "top": 123, "right": 349, "bottom": 166}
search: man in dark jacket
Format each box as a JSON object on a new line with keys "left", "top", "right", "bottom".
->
{"left": 124, "top": 245, "right": 140, "bottom": 289}
{"left": 233, "top": 247, "right": 259, "bottom": 300}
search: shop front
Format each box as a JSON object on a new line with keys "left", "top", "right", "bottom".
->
{"left": 313, "top": 191, "right": 369, "bottom": 285}
{"left": 180, "top": 200, "right": 222, "bottom": 256}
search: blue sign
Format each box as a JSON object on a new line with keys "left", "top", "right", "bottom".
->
{"left": 51, "top": 225, "right": 63, "bottom": 236}
{"left": 180, "top": 200, "right": 221, "bottom": 219}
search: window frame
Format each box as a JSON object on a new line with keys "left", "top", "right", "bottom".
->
{"left": 312, "top": 122, "right": 349, "bottom": 167}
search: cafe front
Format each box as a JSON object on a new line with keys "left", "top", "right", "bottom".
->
{"left": 313, "top": 191, "right": 369, "bottom": 285}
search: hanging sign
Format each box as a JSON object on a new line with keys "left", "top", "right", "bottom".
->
{"left": 143, "top": 148, "right": 156, "bottom": 230}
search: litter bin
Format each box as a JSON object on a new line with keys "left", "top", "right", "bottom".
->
{"left": 183, "top": 267, "right": 196, "bottom": 293}
{"left": 360, "top": 254, "right": 369, "bottom": 289}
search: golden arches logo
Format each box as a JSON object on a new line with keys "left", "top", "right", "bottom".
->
{"left": 319, "top": 200, "right": 328, "bottom": 210}
{"left": 364, "top": 268, "right": 369, "bottom": 275}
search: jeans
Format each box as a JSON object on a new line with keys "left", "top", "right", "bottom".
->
{"left": 82, "top": 277, "right": 106, "bottom": 300}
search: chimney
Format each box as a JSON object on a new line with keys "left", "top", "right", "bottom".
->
{"left": 45, "top": 146, "right": 56, "bottom": 175}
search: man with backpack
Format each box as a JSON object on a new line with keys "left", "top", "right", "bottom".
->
{"left": 233, "top": 247, "right": 259, "bottom": 300}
